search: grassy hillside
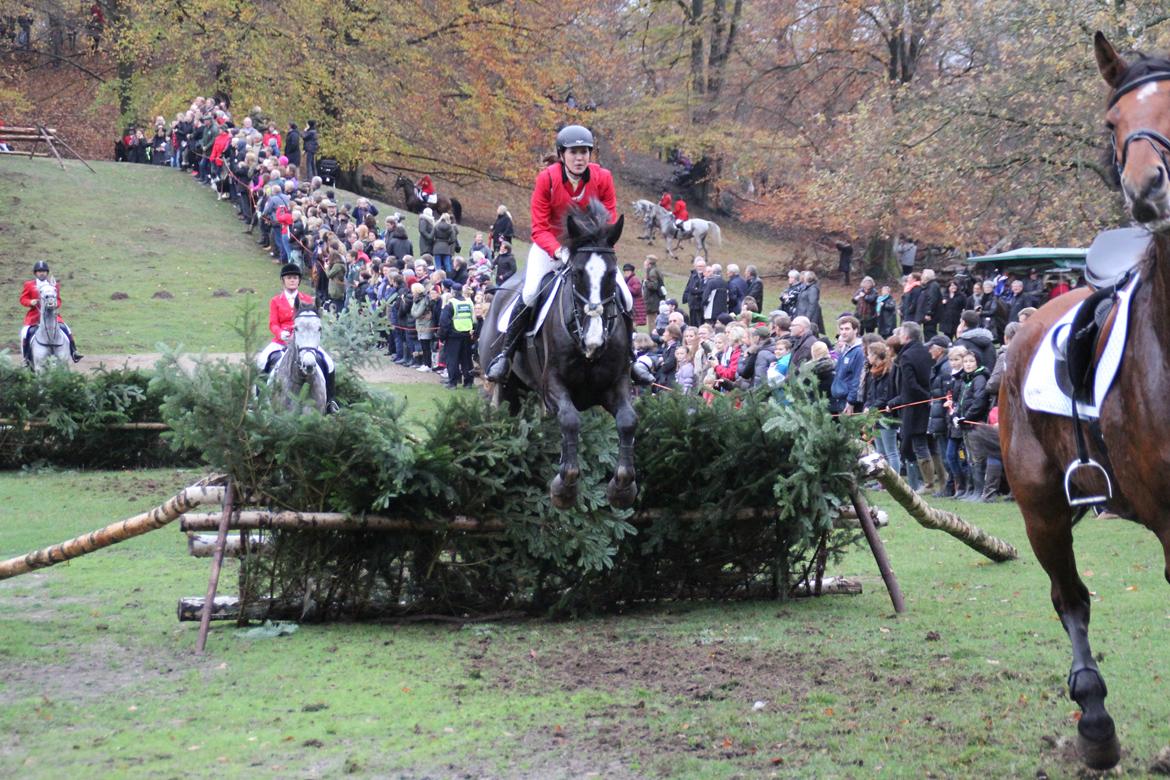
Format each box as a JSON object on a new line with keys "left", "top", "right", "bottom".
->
{"left": 1, "top": 157, "right": 856, "bottom": 356}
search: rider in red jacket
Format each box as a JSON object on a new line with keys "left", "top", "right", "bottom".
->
{"left": 416, "top": 174, "right": 436, "bottom": 204}
{"left": 20, "top": 260, "right": 81, "bottom": 364}
{"left": 486, "top": 124, "right": 629, "bottom": 383}
{"left": 256, "top": 263, "right": 337, "bottom": 408}
{"left": 672, "top": 199, "right": 689, "bottom": 231}
{"left": 659, "top": 191, "right": 672, "bottom": 210}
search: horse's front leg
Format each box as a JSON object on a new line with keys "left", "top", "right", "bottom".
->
{"left": 1026, "top": 508, "right": 1119, "bottom": 770}
{"left": 546, "top": 380, "right": 581, "bottom": 510}
{"left": 603, "top": 386, "right": 638, "bottom": 509}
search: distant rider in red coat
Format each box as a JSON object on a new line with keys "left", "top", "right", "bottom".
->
{"left": 256, "top": 263, "right": 337, "bottom": 407}
{"left": 672, "top": 199, "right": 689, "bottom": 233}
{"left": 20, "top": 260, "right": 82, "bottom": 364}
{"left": 659, "top": 191, "right": 672, "bottom": 210}
{"left": 485, "top": 124, "right": 632, "bottom": 382}
{"left": 416, "top": 174, "right": 437, "bottom": 205}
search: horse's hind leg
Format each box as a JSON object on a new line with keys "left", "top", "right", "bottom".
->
{"left": 546, "top": 379, "right": 580, "bottom": 510}
{"left": 603, "top": 388, "right": 637, "bottom": 509}
{"left": 1024, "top": 502, "right": 1120, "bottom": 770}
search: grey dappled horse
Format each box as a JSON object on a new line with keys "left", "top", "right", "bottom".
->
{"left": 634, "top": 200, "right": 722, "bottom": 259}
{"left": 268, "top": 309, "right": 328, "bottom": 414}
{"left": 30, "top": 286, "right": 71, "bottom": 372}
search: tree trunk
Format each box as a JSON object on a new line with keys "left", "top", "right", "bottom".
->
{"left": 858, "top": 453, "right": 1018, "bottom": 562}
{"left": 0, "top": 479, "right": 228, "bottom": 580}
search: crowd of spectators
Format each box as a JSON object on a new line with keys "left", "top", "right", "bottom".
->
{"left": 630, "top": 248, "right": 1078, "bottom": 504}
{"left": 134, "top": 96, "right": 523, "bottom": 389}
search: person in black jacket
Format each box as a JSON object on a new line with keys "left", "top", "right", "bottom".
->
{"left": 284, "top": 122, "right": 302, "bottom": 168}
{"left": 387, "top": 225, "right": 413, "bottom": 261}
{"left": 926, "top": 335, "right": 956, "bottom": 496}
{"left": 683, "top": 257, "right": 707, "bottom": 327}
{"left": 494, "top": 242, "right": 517, "bottom": 285}
{"left": 489, "top": 205, "right": 514, "bottom": 256}
{"left": 302, "top": 120, "right": 318, "bottom": 178}
{"left": 917, "top": 269, "right": 943, "bottom": 337}
{"left": 701, "top": 264, "right": 728, "bottom": 324}
{"left": 937, "top": 279, "right": 966, "bottom": 339}
{"left": 952, "top": 351, "right": 991, "bottom": 501}
{"left": 744, "top": 265, "right": 764, "bottom": 311}
{"left": 885, "top": 321, "right": 936, "bottom": 492}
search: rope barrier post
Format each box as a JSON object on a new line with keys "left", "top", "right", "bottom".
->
{"left": 849, "top": 479, "right": 906, "bottom": 614}
{"left": 196, "top": 481, "right": 235, "bottom": 654}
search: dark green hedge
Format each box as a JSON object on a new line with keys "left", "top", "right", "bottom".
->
{"left": 151, "top": 352, "right": 868, "bottom": 617}
{"left": 0, "top": 357, "right": 195, "bottom": 469}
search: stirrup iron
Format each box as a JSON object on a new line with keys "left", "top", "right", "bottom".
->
{"left": 1063, "top": 459, "right": 1112, "bottom": 507}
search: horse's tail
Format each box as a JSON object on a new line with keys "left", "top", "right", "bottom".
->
{"left": 709, "top": 221, "right": 723, "bottom": 246}
{"left": 451, "top": 198, "right": 463, "bottom": 224}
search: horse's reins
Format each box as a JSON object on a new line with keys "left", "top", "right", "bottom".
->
{"left": 1108, "top": 70, "right": 1170, "bottom": 182}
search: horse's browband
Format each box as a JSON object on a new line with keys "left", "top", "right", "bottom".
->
{"left": 1108, "top": 70, "right": 1170, "bottom": 108}
{"left": 573, "top": 245, "right": 616, "bottom": 256}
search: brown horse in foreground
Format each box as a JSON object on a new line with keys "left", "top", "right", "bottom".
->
{"left": 1000, "top": 32, "right": 1170, "bottom": 771}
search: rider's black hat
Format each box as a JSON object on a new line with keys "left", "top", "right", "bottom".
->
{"left": 280, "top": 263, "right": 302, "bottom": 278}
{"left": 32, "top": 260, "right": 49, "bottom": 273}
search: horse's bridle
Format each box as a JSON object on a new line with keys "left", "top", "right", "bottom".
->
{"left": 567, "top": 244, "right": 623, "bottom": 358}
{"left": 1108, "top": 70, "right": 1170, "bottom": 182}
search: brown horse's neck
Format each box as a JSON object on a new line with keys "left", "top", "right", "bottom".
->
{"left": 1147, "top": 232, "right": 1170, "bottom": 352}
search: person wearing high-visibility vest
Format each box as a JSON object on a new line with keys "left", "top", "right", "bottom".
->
{"left": 439, "top": 282, "right": 475, "bottom": 388}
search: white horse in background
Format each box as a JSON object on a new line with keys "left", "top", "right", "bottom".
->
{"left": 633, "top": 200, "right": 723, "bottom": 260}
{"left": 268, "top": 309, "right": 329, "bottom": 414}
{"left": 30, "top": 284, "right": 71, "bottom": 371}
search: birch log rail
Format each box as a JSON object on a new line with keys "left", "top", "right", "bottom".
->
{"left": 0, "top": 477, "right": 227, "bottom": 580}
{"left": 858, "top": 453, "right": 1018, "bottom": 562}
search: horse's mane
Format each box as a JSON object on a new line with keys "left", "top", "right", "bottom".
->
{"left": 560, "top": 198, "right": 613, "bottom": 249}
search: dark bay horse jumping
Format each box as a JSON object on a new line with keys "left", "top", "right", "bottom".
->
{"left": 393, "top": 175, "right": 463, "bottom": 224}
{"left": 479, "top": 200, "right": 637, "bottom": 510}
{"left": 1000, "top": 32, "right": 1170, "bottom": 771}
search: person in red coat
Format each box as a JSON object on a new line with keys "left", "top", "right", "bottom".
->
{"left": 623, "top": 263, "right": 646, "bottom": 326}
{"left": 672, "top": 199, "right": 689, "bottom": 232}
{"left": 659, "top": 191, "right": 672, "bottom": 210}
{"left": 416, "top": 174, "right": 437, "bottom": 204}
{"left": 20, "top": 260, "right": 81, "bottom": 364}
{"left": 256, "top": 264, "right": 337, "bottom": 405}
{"left": 486, "top": 124, "right": 632, "bottom": 382}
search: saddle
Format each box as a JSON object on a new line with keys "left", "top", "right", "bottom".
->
{"left": 1057, "top": 228, "right": 1149, "bottom": 404}
{"left": 1053, "top": 227, "right": 1149, "bottom": 510}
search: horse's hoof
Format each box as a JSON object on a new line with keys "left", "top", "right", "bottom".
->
{"left": 550, "top": 474, "right": 578, "bottom": 509}
{"left": 607, "top": 479, "right": 638, "bottom": 509}
{"left": 1077, "top": 719, "right": 1121, "bottom": 771}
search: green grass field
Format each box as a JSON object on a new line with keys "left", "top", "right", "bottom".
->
{"left": 5, "top": 157, "right": 1150, "bottom": 778}
{"left": 2, "top": 469, "right": 1169, "bottom": 778}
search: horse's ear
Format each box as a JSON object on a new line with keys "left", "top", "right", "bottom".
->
{"left": 1095, "top": 31, "right": 1128, "bottom": 89}
{"left": 608, "top": 214, "right": 624, "bottom": 247}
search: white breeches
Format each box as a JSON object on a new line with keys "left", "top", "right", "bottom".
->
{"left": 522, "top": 244, "right": 633, "bottom": 310}
{"left": 256, "top": 341, "right": 334, "bottom": 372}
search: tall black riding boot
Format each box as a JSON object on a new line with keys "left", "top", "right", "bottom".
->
{"left": 486, "top": 303, "right": 532, "bottom": 382}
{"left": 68, "top": 333, "right": 83, "bottom": 362}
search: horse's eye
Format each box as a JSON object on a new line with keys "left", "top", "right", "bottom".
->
{"left": 1105, "top": 121, "right": 1116, "bottom": 132}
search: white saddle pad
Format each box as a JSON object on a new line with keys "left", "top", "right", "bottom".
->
{"left": 1022, "top": 275, "right": 1138, "bottom": 419}
{"left": 496, "top": 275, "right": 563, "bottom": 337}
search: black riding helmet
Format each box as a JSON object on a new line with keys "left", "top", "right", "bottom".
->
{"left": 32, "top": 260, "right": 50, "bottom": 273}
{"left": 280, "top": 263, "right": 302, "bottom": 278}
{"left": 556, "top": 125, "right": 594, "bottom": 153}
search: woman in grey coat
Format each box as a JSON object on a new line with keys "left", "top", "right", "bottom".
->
{"left": 794, "top": 271, "right": 824, "bottom": 335}
{"left": 418, "top": 208, "right": 436, "bottom": 257}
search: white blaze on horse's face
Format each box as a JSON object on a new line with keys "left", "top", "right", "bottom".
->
{"left": 293, "top": 312, "right": 322, "bottom": 374}
{"left": 583, "top": 254, "right": 607, "bottom": 355}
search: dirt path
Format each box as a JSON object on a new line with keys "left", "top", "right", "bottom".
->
{"left": 75, "top": 352, "right": 445, "bottom": 385}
